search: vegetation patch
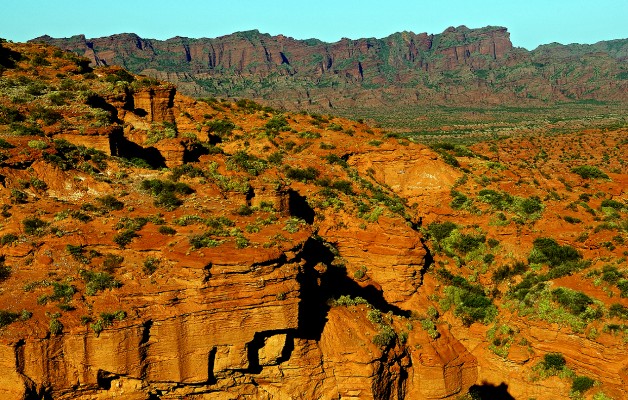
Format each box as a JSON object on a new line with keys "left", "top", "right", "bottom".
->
{"left": 571, "top": 165, "right": 609, "bottom": 179}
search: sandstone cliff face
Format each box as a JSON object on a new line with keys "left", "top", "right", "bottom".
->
{"left": 2, "top": 42, "right": 628, "bottom": 400}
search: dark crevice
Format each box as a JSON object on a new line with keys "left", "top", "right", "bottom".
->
{"left": 245, "top": 330, "right": 294, "bottom": 374}
{"left": 296, "top": 238, "right": 333, "bottom": 340}
{"left": 96, "top": 370, "right": 117, "bottom": 390}
{"left": 166, "top": 88, "right": 175, "bottom": 108}
{"left": 420, "top": 238, "right": 434, "bottom": 270}
{"left": 202, "top": 263, "right": 212, "bottom": 283}
{"left": 133, "top": 108, "right": 148, "bottom": 117}
{"left": 24, "top": 386, "right": 52, "bottom": 400}
{"left": 288, "top": 189, "right": 314, "bottom": 224}
{"left": 468, "top": 382, "right": 515, "bottom": 400}
{"left": 4, "top": 160, "right": 35, "bottom": 170}
{"left": 110, "top": 132, "right": 166, "bottom": 169}
{"left": 207, "top": 347, "right": 217, "bottom": 384}
{"left": 398, "top": 359, "right": 409, "bottom": 399}
{"left": 182, "top": 142, "right": 210, "bottom": 163}
{"left": 147, "top": 390, "right": 162, "bottom": 400}
{"left": 296, "top": 237, "right": 414, "bottom": 342}
{"left": 139, "top": 320, "right": 153, "bottom": 379}
{"left": 0, "top": 44, "right": 21, "bottom": 68}
{"left": 280, "top": 52, "right": 290, "bottom": 65}
{"left": 85, "top": 94, "right": 119, "bottom": 123}
{"left": 324, "top": 265, "right": 411, "bottom": 317}
{"left": 245, "top": 186, "right": 255, "bottom": 205}
{"left": 183, "top": 44, "right": 192, "bottom": 62}
{"left": 15, "top": 338, "right": 25, "bottom": 373}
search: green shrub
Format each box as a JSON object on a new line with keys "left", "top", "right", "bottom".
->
{"left": 66, "top": 244, "right": 90, "bottom": 264}
{"left": 563, "top": 215, "right": 581, "bottom": 224}
{"left": 487, "top": 238, "right": 500, "bottom": 248}
{"left": 10, "top": 189, "right": 28, "bottom": 204}
{"left": 285, "top": 166, "right": 319, "bottom": 182}
{"left": 189, "top": 233, "right": 223, "bottom": 249}
{"left": 38, "top": 282, "right": 76, "bottom": 305}
{"left": 23, "top": 217, "right": 48, "bottom": 235}
{"left": 571, "top": 165, "right": 609, "bottom": 179}
{"left": 234, "top": 236, "right": 249, "bottom": 249}
{"left": 551, "top": 287, "right": 595, "bottom": 316}
{"left": 450, "top": 190, "right": 469, "bottom": 209}
{"left": 571, "top": 376, "right": 595, "bottom": 394}
{"left": 319, "top": 142, "right": 336, "bottom": 149}
{"left": 0, "top": 105, "right": 24, "bottom": 124}
{"left": 226, "top": 150, "right": 268, "bottom": 176}
{"left": 80, "top": 270, "right": 121, "bottom": 295}
{"left": 331, "top": 295, "right": 369, "bottom": 307}
{"left": 492, "top": 262, "right": 527, "bottom": 283}
{"left": 601, "top": 199, "right": 625, "bottom": 210}
{"left": 609, "top": 303, "right": 628, "bottom": 319}
{"left": 529, "top": 237, "right": 581, "bottom": 267}
{"left": 10, "top": 122, "right": 44, "bottom": 136}
{"left": 372, "top": 324, "right": 396, "bottom": 347}
{"left": 31, "top": 105, "right": 62, "bottom": 125}
{"left": 452, "top": 233, "right": 486, "bottom": 255}
{"left": 96, "top": 195, "right": 124, "bottom": 211}
{"left": 143, "top": 257, "right": 160, "bottom": 274}
{"left": 1, "top": 233, "right": 18, "bottom": 246}
{"left": 0, "top": 265, "right": 10, "bottom": 282}
{"left": 323, "top": 154, "right": 348, "bottom": 167}
{"left": 206, "top": 119, "right": 236, "bottom": 136}
{"left": 49, "top": 317, "right": 63, "bottom": 335}
{"left": 27, "top": 140, "right": 48, "bottom": 150}
{"left": 105, "top": 68, "right": 135, "bottom": 83}
{"left": 158, "top": 225, "right": 177, "bottom": 235}
{"left": 140, "top": 179, "right": 193, "bottom": 210}
{"left": 617, "top": 280, "right": 628, "bottom": 297}
{"left": 519, "top": 196, "right": 543, "bottom": 215}
{"left": 0, "top": 310, "right": 20, "bottom": 328}
{"left": 170, "top": 164, "right": 206, "bottom": 181}
{"left": 235, "top": 98, "right": 265, "bottom": 113}
{"left": 438, "top": 151, "right": 460, "bottom": 168}
{"left": 112, "top": 229, "right": 138, "bottom": 248}
{"left": 284, "top": 217, "right": 306, "bottom": 233}
{"left": 29, "top": 178, "right": 47, "bottom": 190}
{"left": 264, "top": 115, "right": 290, "bottom": 133}
{"left": 43, "top": 139, "right": 107, "bottom": 171}
{"left": 145, "top": 122, "right": 177, "bottom": 144}
{"left": 601, "top": 265, "right": 623, "bottom": 284}
{"left": 354, "top": 266, "right": 367, "bottom": 280}
{"left": 438, "top": 269, "right": 497, "bottom": 325}
{"left": 478, "top": 189, "right": 513, "bottom": 210}
{"left": 541, "top": 352, "right": 566, "bottom": 371}
{"left": 102, "top": 254, "right": 124, "bottom": 272}
{"left": 90, "top": 310, "right": 126, "bottom": 336}
{"left": 330, "top": 180, "right": 353, "bottom": 195}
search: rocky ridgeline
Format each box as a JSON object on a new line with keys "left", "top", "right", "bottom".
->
{"left": 33, "top": 26, "right": 628, "bottom": 110}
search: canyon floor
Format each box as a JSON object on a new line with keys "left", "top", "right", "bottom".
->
{"left": 0, "top": 41, "right": 627, "bottom": 400}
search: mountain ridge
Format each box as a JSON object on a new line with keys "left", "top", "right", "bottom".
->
{"left": 32, "top": 26, "right": 628, "bottom": 112}
{"left": 33, "top": 26, "right": 628, "bottom": 109}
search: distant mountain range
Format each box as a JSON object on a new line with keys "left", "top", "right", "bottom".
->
{"left": 32, "top": 26, "right": 628, "bottom": 110}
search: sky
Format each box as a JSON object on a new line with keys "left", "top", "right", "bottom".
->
{"left": 1, "top": 0, "right": 626, "bottom": 50}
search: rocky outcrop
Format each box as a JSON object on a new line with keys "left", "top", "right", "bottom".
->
{"left": 131, "top": 87, "right": 176, "bottom": 124}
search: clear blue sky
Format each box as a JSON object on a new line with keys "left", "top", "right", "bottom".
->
{"left": 1, "top": 0, "right": 626, "bottom": 50}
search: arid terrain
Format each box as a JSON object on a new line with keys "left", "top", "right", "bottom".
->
{"left": 0, "top": 38, "right": 627, "bottom": 400}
